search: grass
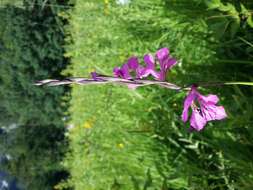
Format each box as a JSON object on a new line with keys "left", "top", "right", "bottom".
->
{"left": 60, "top": 1, "right": 185, "bottom": 189}
{"left": 60, "top": 1, "right": 253, "bottom": 189}
{"left": 0, "top": 0, "right": 22, "bottom": 6}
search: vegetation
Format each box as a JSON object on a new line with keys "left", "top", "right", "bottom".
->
{"left": 0, "top": 0, "right": 252, "bottom": 189}
{"left": 61, "top": 0, "right": 253, "bottom": 190}
{"left": 0, "top": 0, "right": 71, "bottom": 189}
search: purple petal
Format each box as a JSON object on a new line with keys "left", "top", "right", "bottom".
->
{"left": 190, "top": 108, "right": 207, "bottom": 131}
{"left": 91, "top": 72, "right": 98, "bottom": 80}
{"left": 164, "top": 58, "right": 177, "bottom": 70}
{"left": 113, "top": 67, "right": 122, "bottom": 77}
{"left": 127, "top": 57, "right": 139, "bottom": 70}
{"left": 182, "top": 89, "right": 197, "bottom": 122}
{"left": 137, "top": 54, "right": 159, "bottom": 79}
{"left": 199, "top": 94, "right": 219, "bottom": 104}
{"left": 141, "top": 69, "right": 160, "bottom": 79}
{"left": 201, "top": 104, "right": 227, "bottom": 121}
{"left": 156, "top": 48, "right": 177, "bottom": 81}
{"left": 143, "top": 54, "right": 155, "bottom": 69}
{"left": 158, "top": 58, "right": 177, "bottom": 81}
{"left": 113, "top": 64, "right": 131, "bottom": 79}
{"left": 121, "top": 63, "right": 132, "bottom": 79}
{"left": 136, "top": 66, "right": 145, "bottom": 78}
{"left": 214, "top": 106, "right": 227, "bottom": 120}
{"left": 156, "top": 48, "right": 169, "bottom": 62}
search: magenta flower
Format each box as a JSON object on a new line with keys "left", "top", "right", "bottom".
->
{"left": 143, "top": 47, "right": 177, "bottom": 81}
{"left": 113, "top": 57, "right": 139, "bottom": 79}
{"left": 182, "top": 86, "right": 227, "bottom": 131}
{"left": 139, "top": 54, "right": 159, "bottom": 79}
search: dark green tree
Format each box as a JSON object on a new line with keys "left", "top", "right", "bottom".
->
{"left": 0, "top": 0, "right": 71, "bottom": 189}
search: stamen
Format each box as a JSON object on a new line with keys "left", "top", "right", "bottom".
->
{"left": 191, "top": 103, "right": 204, "bottom": 117}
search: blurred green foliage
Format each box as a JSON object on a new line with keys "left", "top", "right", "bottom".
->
{"left": 61, "top": 0, "right": 253, "bottom": 190}
{"left": 0, "top": 0, "right": 71, "bottom": 189}
{"left": 0, "top": 1, "right": 68, "bottom": 126}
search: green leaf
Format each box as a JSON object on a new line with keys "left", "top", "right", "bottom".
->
{"left": 205, "top": 0, "right": 221, "bottom": 10}
{"left": 247, "top": 16, "right": 253, "bottom": 28}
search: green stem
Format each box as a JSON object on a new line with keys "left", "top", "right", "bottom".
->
{"left": 224, "top": 82, "right": 253, "bottom": 86}
{"left": 181, "top": 82, "right": 253, "bottom": 90}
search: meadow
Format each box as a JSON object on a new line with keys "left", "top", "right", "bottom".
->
{"left": 60, "top": 0, "right": 253, "bottom": 189}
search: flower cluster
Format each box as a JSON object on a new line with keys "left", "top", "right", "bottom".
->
{"left": 112, "top": 48, "right": 227, "bottom": 131}
{"left": 36, "top": 47, "right": 227, "bottom": 131}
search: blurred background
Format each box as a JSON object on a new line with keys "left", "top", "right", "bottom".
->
{"left": 0, "top": 0, "right": 252, "bottom": 189}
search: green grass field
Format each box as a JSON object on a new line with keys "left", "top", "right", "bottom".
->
{"left": 0, "top": 0, "right": 22, "bottom": 6}
{"left": 61, "top": 2, "right": 180, "bottom": 189}
{"left": 59, "top": 1, "right": 253, "bottom": 189}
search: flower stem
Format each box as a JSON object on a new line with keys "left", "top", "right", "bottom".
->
{"left": 189, "top": 81, "right": 253, "bottom": 88}
{"left": 224, "top": 82, "right": 253, "bottom": 86}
